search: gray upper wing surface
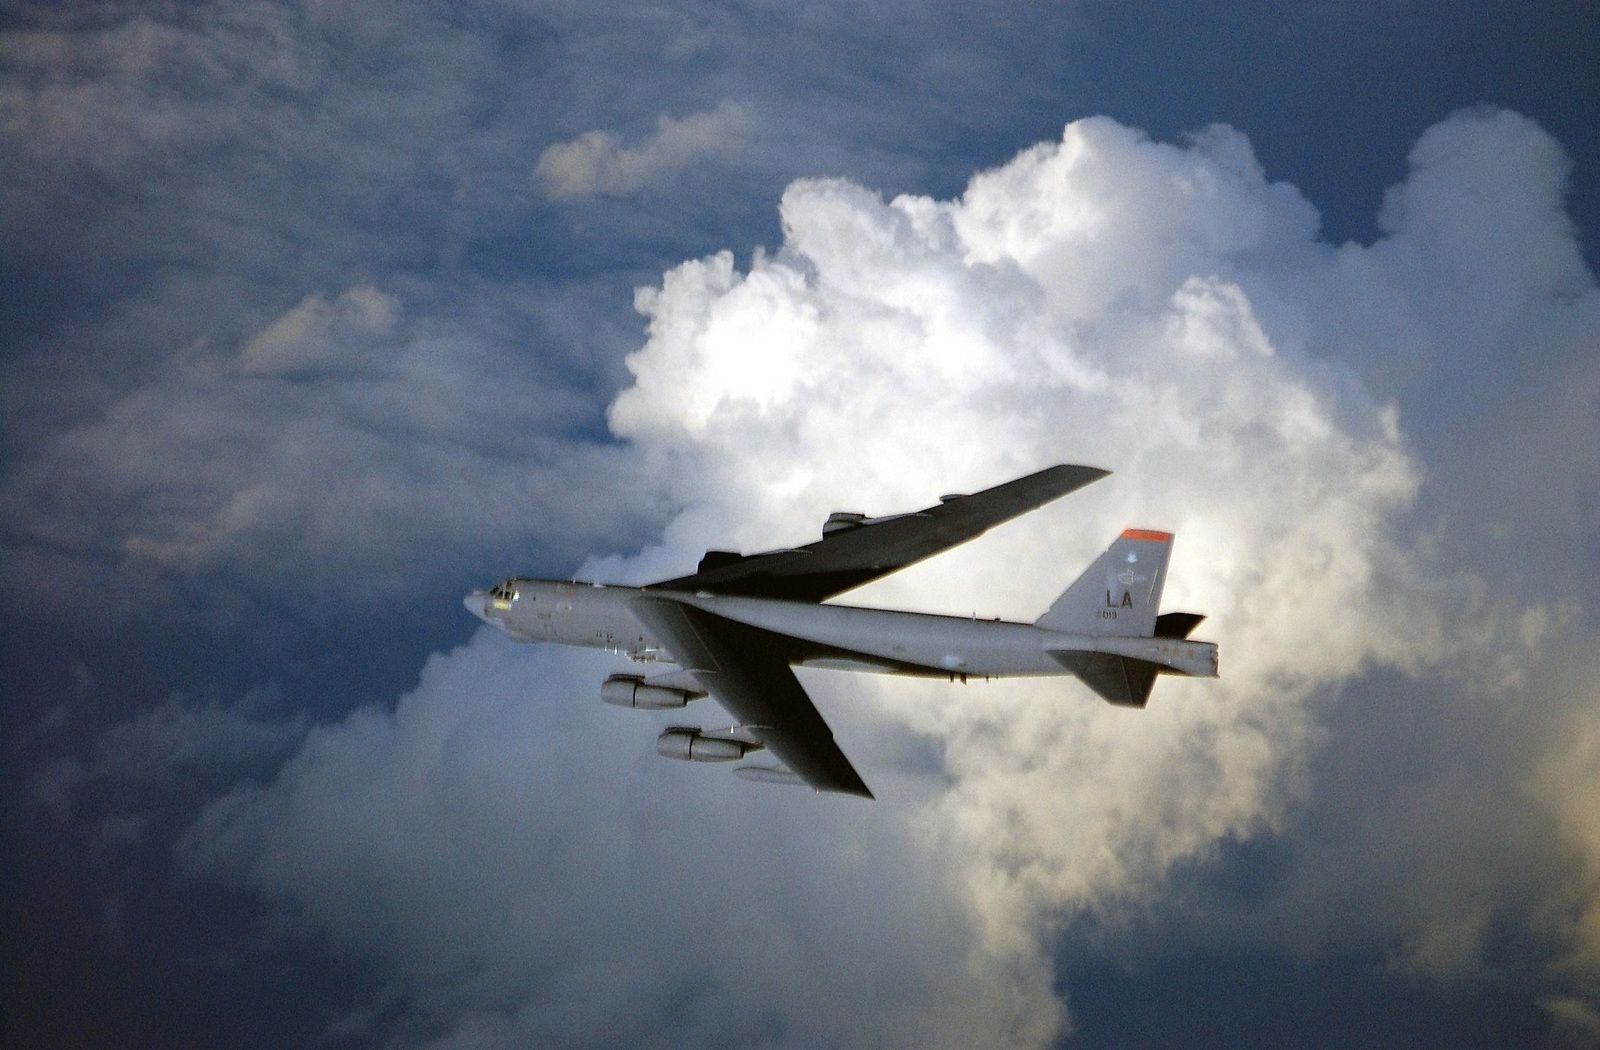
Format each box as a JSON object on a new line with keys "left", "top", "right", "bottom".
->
{"left": 644, "top": 463, "right": 1109, "bottom": 603}
{"left": 628, "top": 596, "right": 873, "bottom": 798}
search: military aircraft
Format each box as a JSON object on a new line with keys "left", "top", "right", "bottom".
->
{"left": 464, "top": 465, "right": 1217, "bottom": 798}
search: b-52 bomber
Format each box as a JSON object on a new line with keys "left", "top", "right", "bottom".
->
{"left": 465, "top": 465, "right": 1217, "bottom": 798}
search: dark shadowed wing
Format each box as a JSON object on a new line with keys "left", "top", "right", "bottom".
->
{"left": 645, "top": 463, "right": 1109, "bottom": 602}
{"left": 629, "top": 596, "right": 873, "bottom": 798}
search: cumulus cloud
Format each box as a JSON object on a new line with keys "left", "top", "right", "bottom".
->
{"left": 179, "top": 110, "right": 1600, "bottom": 1046}
{"left": 185, "top": 637, "right": 1053, "bottom": 1048}
{"left": 602, "top": 116, "right": 1439, "bottom": 985}
{"left": 535, "top": 100, "right": 754, "bottom": 199}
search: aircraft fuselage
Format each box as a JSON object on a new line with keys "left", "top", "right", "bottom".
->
{"left": 465, "top": 578, "right": 1216, "bottom": 680}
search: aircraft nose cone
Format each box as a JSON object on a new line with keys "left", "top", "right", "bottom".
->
{"left": 463, "top": 590, "right": 490, "bottom": 621}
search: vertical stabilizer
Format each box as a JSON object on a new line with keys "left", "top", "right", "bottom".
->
{"left": 1034, "top": 530, "right": 1173, "bottom": 637}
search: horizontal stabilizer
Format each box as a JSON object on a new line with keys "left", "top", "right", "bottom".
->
{"left": 1154, "top": 611, "right": 1205, "bottom": 639}
{"left": 1049, "top": 651, "right": 1162, "bottom": 708}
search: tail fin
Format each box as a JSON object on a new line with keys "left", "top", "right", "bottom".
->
{"left": 1034, "top": 529, "right": 1173, "bottom": 637}
{"left": 1039, "top": 531, "right": 1216, "bottom": 707}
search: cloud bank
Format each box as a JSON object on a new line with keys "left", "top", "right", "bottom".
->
{"left": 1, "top": 279, "right": 648, "bottom": 617}
{"left": 175, "top": 109, "right": 1600, "bottom": 1046}
{"left": 536, "top": 101, "right": 754, "bottom": 199}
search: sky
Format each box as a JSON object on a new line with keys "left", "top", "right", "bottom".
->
{"left": 3, "top": 2, "right": 1599, "bottom": 1047}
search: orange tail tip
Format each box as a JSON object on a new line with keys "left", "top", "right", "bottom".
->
{"left": 1120, "top": 528, "right": 1172, "bottom": 542}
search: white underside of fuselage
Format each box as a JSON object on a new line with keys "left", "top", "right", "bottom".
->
{"left": 465, "top": 579, "right": 1216, "bottom": 680}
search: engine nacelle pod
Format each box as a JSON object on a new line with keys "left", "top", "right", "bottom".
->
{"left": 602, "top": 674, "right": 692, "bottom": 709}
{"left": 656, "top": 728, "right": 756, "bottom": 762}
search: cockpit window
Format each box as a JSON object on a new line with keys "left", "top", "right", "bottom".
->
{"left": 489, "top": 579, "right": 521, "bottom": 602}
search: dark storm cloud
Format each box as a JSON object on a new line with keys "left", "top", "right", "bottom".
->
{"left": 2, "top": 281, "right": 652, "bottom": 620}
{"left": 0, "top": 0, "right": 1053, "bottom": 295}
{"left": 30, "top": 688, "right": 308, "bottom": 830}
{"left": 0, "top": 1, "right": 625, "bottom": 617}
{"left": 1, "top": 0, "right": 1067, "bottom": 619}
{"left": 2, "top": 2, "right": 541, "bottom": 269}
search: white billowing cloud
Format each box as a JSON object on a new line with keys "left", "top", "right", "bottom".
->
{"left": 605, "top": 116, "right": 1436, "bottom": 981}
{"left": 536, "top": 100, "right": 753, "bottom": 199}
{"left": 186, "top": 111, "right": 1600, "bottom": 1046}
{"left": 184, "top": 634, "right": 1058, "bottom": 1049}
{"left": 1372, "top": 107, "right": 1591, "bottom": 354}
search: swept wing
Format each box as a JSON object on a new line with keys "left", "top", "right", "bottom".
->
{"left": 629, "top": 596, "right": 874, "bottom": 797}
{"left": 645, "top": 463, "right": 1109, "bottom": 602}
